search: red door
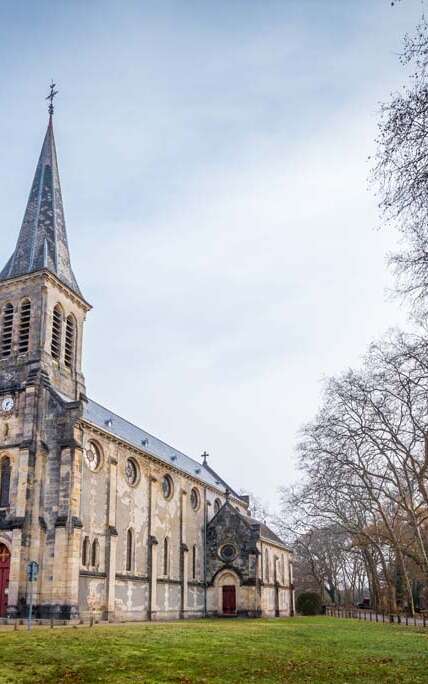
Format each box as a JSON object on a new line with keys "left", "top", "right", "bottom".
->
{"left": 222, "top": 585, "right": 236, "bottom": 615}
{"left": 0, "top": 544, "right": 10, "bottom": 617}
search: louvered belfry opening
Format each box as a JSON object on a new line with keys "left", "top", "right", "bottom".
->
{"left": 51, "top": 304, "right": 63, "bottom": 360}
{"left": 1, "top": 304, "right": 14, "bottom": 358}
{"left": 18, "top": 299, "right": 31, "bottom": 353}
{"left": 64, "top": 314, "right": 75, "bottom": 369}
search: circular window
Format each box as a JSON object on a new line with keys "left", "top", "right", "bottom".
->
{"left": 162, "top": 474, "right": 173, "bottom": 500}
{"left": 214, "top": 498, "right": 222, "bottom": 514}
{"left": 125, "top": 458, "right": 139, "bottom": 486}
{"left": 84, "top": 442, "right": 102, "bottom": 472}
{"left": 220, "top": 543, "right": 237, "bottom": 562}
{"left": 190, "top": 487, "right": 200, "bottom": 511}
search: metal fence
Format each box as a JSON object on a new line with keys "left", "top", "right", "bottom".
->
{"left": 325, "top": 606, "right": 428, "bottom": 628}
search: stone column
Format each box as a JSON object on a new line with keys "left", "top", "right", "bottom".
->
{"left": 150, "top": 537, "right": 158, "bottom": 615}
{"left": 28, "top": 446, "right": 48, "bottom": 613}
{"left": 148, "top": 476, "right": 158, "bottom": 619}
{"left": 52, "top": 444, "right": 82, "bottom": 619}
{"left": 180, "top": 488, "right": 188, "bottom": 618}
{"left": 6, "top": 528, "right": 22, "bottom": 619}
{"left": 106, "top": 453, "right": 118, "bottom": 620}
{"left": 7, "top": 445, "right": 30, "bottom": 617}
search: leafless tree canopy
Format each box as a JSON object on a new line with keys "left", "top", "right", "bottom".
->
{"left": 281, "top": 331, "right": 428, "bottom": 612}
{"left": 373, "top": 18, "right": 428, "bottom": 315}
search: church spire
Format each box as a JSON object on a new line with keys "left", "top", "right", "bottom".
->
{"left": 0, "top": 84, "right": 82, "bottom": 296}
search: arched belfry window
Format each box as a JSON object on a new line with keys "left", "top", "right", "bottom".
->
{"left": 126, "top": 528, "right": 133, "bottom": 572}
{"left": 51, "top": 304, "right": 63, "bottom": 360}
{"left": 18, "top": 299, "right": 31, "bottom": 354}
{"left": 163, "top": 537, "right": 169, "bottom": 576}
{"left": 91, "top": 538, "right": 100, "bottom": 568}
{"left": 1, "top": 304, "right": 14, "bottom": 358}
{"left": 82, "top": 536, "right": 90, "bottom": 567}
{"left": 0, "top": 457, "right": 11, "bottom": 508}
{"left": 64, "top": 314, "right": 75, "bottom": 369}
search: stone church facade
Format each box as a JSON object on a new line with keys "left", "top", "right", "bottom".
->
{"left": 0, "top": 107, "right": 294, "bottom": 622}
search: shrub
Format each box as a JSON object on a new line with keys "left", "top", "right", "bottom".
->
{"left": 296, "top": 591, "right": 322, "bottom": 615}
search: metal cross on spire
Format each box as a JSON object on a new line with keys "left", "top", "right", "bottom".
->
{"left": 46, "top": 80, "right": 58, "bottom": 117}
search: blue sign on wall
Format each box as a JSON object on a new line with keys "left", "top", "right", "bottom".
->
{"left": 27, "top": 560, "right": 39, "bottom": 582}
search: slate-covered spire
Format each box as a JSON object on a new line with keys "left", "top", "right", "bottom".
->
{"left": 0, "top": 88, "right": 81, "bottom": 296}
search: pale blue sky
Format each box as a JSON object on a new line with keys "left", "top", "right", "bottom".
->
{"left": 0, "top": 1, "right": 423, "bottom": 505}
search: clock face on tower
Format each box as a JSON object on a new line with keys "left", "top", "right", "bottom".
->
{"left": 1, "top": 397, "right": 14, "bottom": 414}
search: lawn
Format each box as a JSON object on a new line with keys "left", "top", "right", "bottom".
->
{"left": 0, "top": 616, "right": 427, "bottom": 684}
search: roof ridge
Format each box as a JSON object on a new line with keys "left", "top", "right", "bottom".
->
{"left": 86, "top": 396, "right": 206, "bottom": 471}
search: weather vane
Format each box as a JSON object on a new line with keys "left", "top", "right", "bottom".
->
{"left": 46, "top": 80, "right": 58, "bottom": 116}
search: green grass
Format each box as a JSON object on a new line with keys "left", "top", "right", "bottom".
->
{"left": 0, "top": 617, "right": 427, "bottom": 683}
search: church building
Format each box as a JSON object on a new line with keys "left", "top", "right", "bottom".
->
{"left": 0, "top": 96, "right": 294, "bottom": 622}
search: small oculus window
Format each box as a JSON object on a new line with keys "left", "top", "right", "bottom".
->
{"left": 220, "top": 543, "right": 237, "bottom": 562}
{"left": 162, "top": 474, "right": 173, "bottom": 500}
{"left": 190, "top": 487, "right": 200, "bottom": 511}
{"left": 125, "top": 458, "right": 139, "bottom": 486}
{"left": 84, "top": 441, "right": 102, "bottom": 472}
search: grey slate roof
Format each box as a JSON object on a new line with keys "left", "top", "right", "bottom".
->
{"left": 83, "top": 397, "right": 241, "bottom": 495}
{"left": 0, "top": 116, "right": 81, "bottom": 296}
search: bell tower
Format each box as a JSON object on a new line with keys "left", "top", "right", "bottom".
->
{"left": 0, "top": 84, "right": 90, "bottom": 401}
{"left": 0, "top": 86, "right": 90, "bottom": 620}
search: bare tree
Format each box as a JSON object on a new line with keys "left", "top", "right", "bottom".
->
{"left": 282, "top": 330, "right": 428, "bottom": 613}
{"left": 372, "top": 18, "right": 428, "bottom": 315}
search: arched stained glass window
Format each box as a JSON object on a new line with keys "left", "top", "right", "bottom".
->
{"left": 91, "top": 538, "right": 100, "bottom": 568}
{"left": 82, "top": 536, "right": 90, "bottom": 567}
{"left": 192, "top": 545, "right": 197, "bottom": 580}
{"left": 0, "top": 458, "right": 11, "bottom": 508}
{"left": 126, "top": 528, "right": 133, "bottom": 572}
{"left": 163, "top": 537, "right": 169, "bottom": 576}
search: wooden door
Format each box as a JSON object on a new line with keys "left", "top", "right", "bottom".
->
{"left": 222, "top": 585, "right": 236, "bottom": 615}
{"left": 0, "top": 544, "right": 10, "bottom": 617}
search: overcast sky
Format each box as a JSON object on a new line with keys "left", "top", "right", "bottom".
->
{"left": 0, "top": 1, "right": 423, "bottom": 507}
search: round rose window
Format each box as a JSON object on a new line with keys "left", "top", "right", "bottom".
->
{"left": 84, "top": 442, "right": 101, "bottom": 471}
{"left": 162, "top": 474, "right": 173, "bottom": 499}
{"left": 125, "top": 458, "right": 139, "bottom": 486}
{"left": 190, "top": 487, "right": 200, "bottom": 511}
{"left": 220, "top": 544, "right": 237, "bottom": 562}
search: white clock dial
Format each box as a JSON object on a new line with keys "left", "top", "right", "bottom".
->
{"left": 1, "top": 397, "right": 14, "bottom": 413}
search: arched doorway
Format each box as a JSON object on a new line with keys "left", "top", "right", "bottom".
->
{"left": 222, "top": 585, "right": 236, "bottom": 615}
{"left": 214, "top": 570, "right": 239, "bottom": 616}
{"left": 0, "top": 543, "right": 10, "bottom": 617}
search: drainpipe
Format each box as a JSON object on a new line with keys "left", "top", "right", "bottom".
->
{"left": 203, "top": 486, "right": 207, "bottom": 617}
{"left": 147, "top": 475, "right": 153, "bottom": 621}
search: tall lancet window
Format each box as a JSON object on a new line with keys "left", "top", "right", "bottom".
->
{"left": 126, "top": 528, "right": 134, "bottom": 572}
{"left": 1, "top": 304, "right": 14, "bottom": 358}
{"left": 51, "top": 304, "right": 63, "bottom": 360}
{"left": 0, "top": 457, "right": 11, "bottom": 508}
{"left": 163, "top": 538, "right": 169, "bottom": 576}
{"left": 64, "top": 315, "right": 75, "bottom": 369}
{"left": 192, "top": 545, "right": 197, "bottom": 580}
{"left": 18, "top": 299, "right": 31, "bottom": 353}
